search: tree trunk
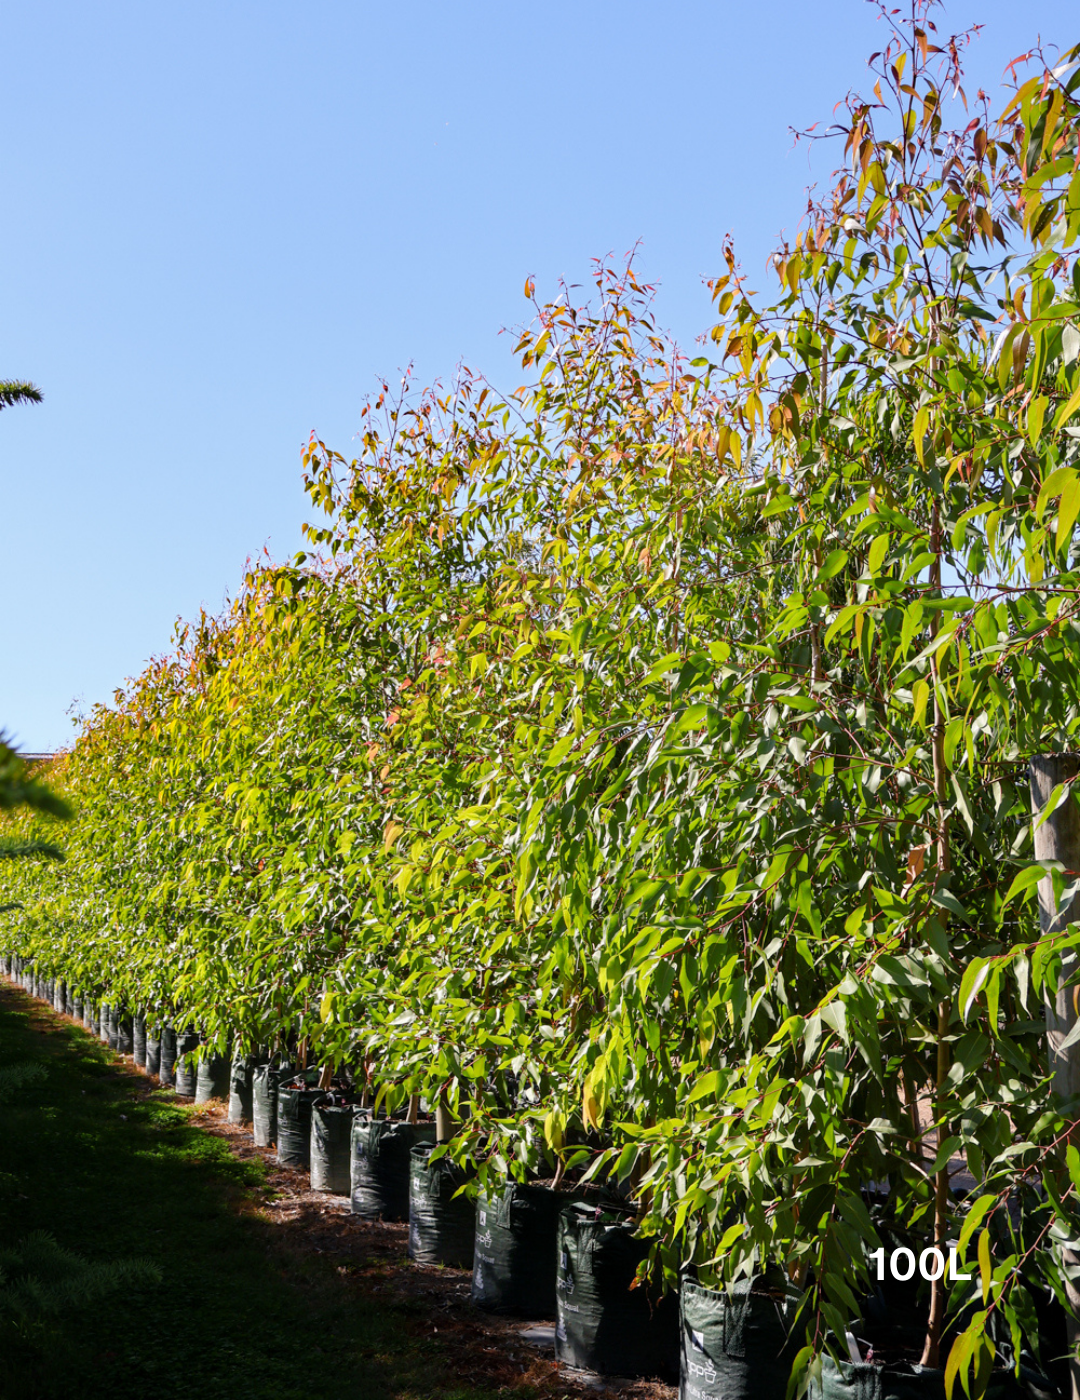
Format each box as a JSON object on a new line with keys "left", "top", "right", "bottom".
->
{"left": 1030, "top": 753, "right": 1080, "bottom": 1400}
{"left": 435, "top": 1089, "right": 457, "bottom": 1144}
{"left": 921, "top": 507, "right": 952, "bottom": 1370}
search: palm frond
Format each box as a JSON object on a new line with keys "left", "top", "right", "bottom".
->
{"left": 0, "top": 381, "right": 43, "bottom": 410}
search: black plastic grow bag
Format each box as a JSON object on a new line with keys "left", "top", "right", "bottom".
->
{"left": 174, "top": 1030, "right": 200, "bottom": 1096}
{"left": 252, "top": 1065, "right": 283, "bottom": 1146}
{"left": 810, "top": 1354, "right": 1059, "bottom": 1400}
{"left": 195, "top": 1054, "right": 231, "bottom": 1105}
{"left": 679, "top": 1275, "right": 805, "bottom": 1400}
{"left": 555, "top": 1201, "right": 678, "bottom": 1380}
{"left": 471, "top": 1181, "right": 562, "bottom": 1318}
{"left": 350, "top": 1118, "right": 437, "bottom": 1221}
{"left": 408, "top": 1143, "right": 475, "bottom": 1269}
{"left": 133, "top": 1015, "right": 146, "bottom": 1067}
{"left": 311, "top": 1097, "right": 358, "bottom": 1194}
{"left": 145, "top": 1032, "right": 161, "bottom": 1077}
{"left": 115, "top": 1014, "right": 134, "bottom": 1056}
{"left": 98, "top": 1003, "right": 111, "bottom": 1044}
{"left": 277, "top": 1082, "right": 319, "bottom": 1169}
{"left": 228, "top": 1053, "right": 260, "bottom": 1125}
{"left": 158, "top": 1025, "right": 178, "bottom": 1087}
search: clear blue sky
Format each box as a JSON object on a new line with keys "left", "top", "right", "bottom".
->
{"left": 2, "top": 0, "right": 1075, "bottom": 752}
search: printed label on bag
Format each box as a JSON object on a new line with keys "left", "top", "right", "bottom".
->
{"left": 476, "top": 1229, "right": 493, "bottom": 1248}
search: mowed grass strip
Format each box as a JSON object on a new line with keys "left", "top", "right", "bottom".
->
{"left": 0, "top": 985, "right": 534, "bottom": 1400}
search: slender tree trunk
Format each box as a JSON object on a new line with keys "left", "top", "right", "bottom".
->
{"left": 921, "top": 508, "right": 951, "bottom": 1369}
{"left": 1030, "top": 754, "right": 1080, "bottom": 1400}
{"left": 435, "top": 1088, "right": 457, "bottom": 1144}
{"left": 406, "top": 1093, "right": 420, "bottom": 1124}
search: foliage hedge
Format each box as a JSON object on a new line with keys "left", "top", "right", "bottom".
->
{"left": 8, "top": 8, "right": 1080, "bottom": 1392}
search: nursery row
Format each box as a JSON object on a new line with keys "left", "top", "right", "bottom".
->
{"left": 7, "top": 955, "right": 1070, "bottom": 1400}
{"left": 6, "top": 26, "right": 1080, "bottom": 1397}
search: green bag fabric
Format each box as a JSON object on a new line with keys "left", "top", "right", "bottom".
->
{"left": 310, "top": 1097, "right": 358, "bottom": 1194}
{"left": 350, "top": 1119, "right": 437, "bottom": 1221}
{"left": 145, "top": 1033, "right": 161, "bottom": 1077}
{"left": 277, "top": 1083, "right": 318, "bottom": 1169}
{"left": 106, "top": 1008, "right": 120, "bottom": 1052}
{"left": 72, "top": 998, "right": 84, "bottom": 1025}
{"left": 471, "top": 1182, "right": 562, "bottom": 1318}
{"left": 679, "top": 1276, "right": 805, "bottom": 1400}
{"left": 174, "top": 1030, "right": 200, "bottom": 1095}
{"left": 252, "top": 1063, "right": 294, "bottom": 1146}
{"left": 98, "top": 1003, "right": 111, "bottom": 1044}
{"left": 228, "top": 1053, "right": 261, "bottom": 1125}
{"left": 115, "top": 1014, "right": 134, "bottom": 1056}
{"left": 194, "top": 1054, "right": 231, "bottom": 1105}
{"left": 408, "top": 1144, "right": 475, "bottom": 1269}
{"left": 810, "top": 1355, "right": 1060, "bottom": 1400}
{"left": 555, "top": 1201, "right": 678, "bottom": 1380}
{"left": 158, "top": 1025, "right": 177, "bottom": 1085}
{"left": 133, "top": 1015, "right": 147, "bottom": 1068}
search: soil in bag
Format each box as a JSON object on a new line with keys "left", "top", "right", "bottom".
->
{"left": 195, "top": 1053, "right": 231, "bottom": 1105}
{"left": 810, "top": 1353, "right": 1059, "bottom": 1400}
{"left": 158, "top": 1025, "right": 178, "bottom": 1087}
{"left": 145, "top": 1032, "right": 161, "bottom": 1077}
{"left": 174, "top": 1030, "right": 200, "bottom": 1096}
{"left": 133, "top": 1015, "right": 147, "bottom": 1067}
{"left": 228, "top": 1053, "right": 262, "bottom": 1124}
{"left": 408, "top": 1143, "right": 476, "bottom": 1269}
{"left": 679, "top": 1274, "right": 805, "bottom": 1400}
{"left": 351, "top": 1118, "right": 437, "bottom": 1221}
{"left": 555, "top": 1200, "right": 678, "bottom": 1380}
{"left": 311, "top": 1095, "right": 359, "bottom": 1194}
{"left": 277, "top": 1078, "right": 320, "bottom": 1169}
{"left": 472, "top": 1181, "right": 563, "bottom": 1318}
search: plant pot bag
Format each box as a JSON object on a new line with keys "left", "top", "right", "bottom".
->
{"left": 174, "top": 1031, "right": 200, "bottom": 1096}
{"left": 810, "top": 1355, "right": 1059, "bottom": 1400}
{"left": 158, "top": 1025, "right": 178, "bottom": 1086}
{"left": 408, "top": 1143, "right": 475, "bottom": 1269}
{"left": 98, "top": 1003, "right": 111, "bottom": 1044}
{"left": 252, "top": 1067, "right": 279, "bottom": 1146}
{"left": 228, "top": 1053, "right": 261, "bottom": 1125}
{"left": 145, "top": 1032, "right": 161, "bottom": 1077}
{"left": 277, "top": 1084, "right": 318, "bottom": 1169}
{"left": 115, "top": 1015, "right": 134, "bottom": 1056}
{"left": 351, "top": 1118, "right": 437, "bottom": 1221}
{"left": 555, "top": 1201, "right": 678, "bottom": 1380}
{"left": 311, "top": 1098, "right": 358, "bottom": 1194}
{"left": 679, "top": 1276, "right": 805, "bottom": 1400}
{"left": 194, "top": 1054, "right": 231, "bottom": 1105}
{"left": 132, "top": 1015, "right": 147, "bottom": 1067}
{"left": 471, "top": 1181, "right": 562, "bottom": 1318}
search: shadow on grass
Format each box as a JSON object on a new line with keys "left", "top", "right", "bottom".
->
{"left": 0, "top": 985, "right": 536, "bottom": 1400}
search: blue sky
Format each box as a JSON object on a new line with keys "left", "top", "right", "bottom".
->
{"left": 2, "top": 0, "right": 1075, "bottom": 751}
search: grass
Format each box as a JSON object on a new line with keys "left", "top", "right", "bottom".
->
{"left": 0, "top": 984, "right": 535, "bottom": 1400}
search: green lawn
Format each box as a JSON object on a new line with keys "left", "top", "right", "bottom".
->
{"left": 0, "top": 985, "right": 533, "bottom": 1400}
